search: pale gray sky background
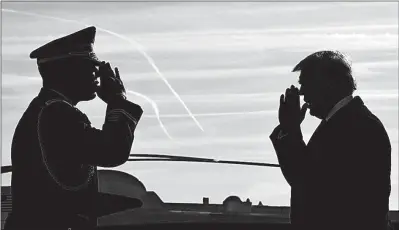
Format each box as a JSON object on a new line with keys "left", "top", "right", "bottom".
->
{"left": 1, "top": 2, "right": 398, "bottom": 210}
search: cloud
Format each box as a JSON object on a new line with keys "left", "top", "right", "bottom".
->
{"left": 3, "top": 23, "right": 397, "bottom": 42}
{"left": 2, "top": 35, "right": 70, "bottom": 43}
{"left": 115, "top": 90, "right": 398, "bottom": 104}
{"left": 2, "top": 74, "right": 42, "bottom": 87}
{"left": 132, "top": 135, "right": 271, "bottom": 149}
{"left": 3, "top": 28, "right": 397, "bottom": 56}
{"left": 130, "top": 34, "right": 398, "bottom": 53}
{"left": 130, "top": 24, "right": 398, "bottom": 39}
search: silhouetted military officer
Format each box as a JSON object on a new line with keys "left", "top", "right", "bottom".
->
{"left": 4, "top": 27, "right": 143, "bottom": 230}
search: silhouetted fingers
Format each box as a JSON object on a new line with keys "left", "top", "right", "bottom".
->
{"left": 280, "top": 94, "right": 285, "bottom": 105}
{"left": 115, "top": 67, "right": 120, "bottom": 80}
{"left": 293, "top": 86, "right": 299, "bottom": 94}
{"left": 284, "top": 88, "right": 300, "bottom": 113}
{"left": 100, "top": 62, "right": 114, "bottom": 79}
{"left": 293, "top": 88, "right": 300, "bottom": 105}
{"left": 285, "top": 87, "right": 296, "bottom": 103}
{"left": 107, "top": 63, "right": 116, "bottom": 77}
{"left": 285, "top": 88, "right": 290, "bottom": 99}
{"left": 98, "top": 62, "right": 107, "bottom": 81}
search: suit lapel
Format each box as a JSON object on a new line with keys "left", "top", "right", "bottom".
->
{"left": 307, "top": 119, "right": 327, "bottom": 148}
{"left": 305, "top": 96, "right": 364, "bottom": 169}
{"left": 306, "top": 96, "right": 363, "bottom": 148}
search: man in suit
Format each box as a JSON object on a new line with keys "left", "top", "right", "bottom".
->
{"left": 4, "top": 26, "right": 143, "bottom": 230}
{"left": 269, "top": 51, "right": 392, "bottom": 230}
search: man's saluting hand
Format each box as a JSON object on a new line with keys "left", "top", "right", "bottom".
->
{"left": 279, "top": 85, "right": 308, "bottom": 132}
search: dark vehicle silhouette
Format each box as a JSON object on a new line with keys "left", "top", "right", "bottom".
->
{"left": 2, "top": 154, "right": 398, "bottom": 230}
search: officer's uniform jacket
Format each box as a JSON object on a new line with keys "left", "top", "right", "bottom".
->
{"left": 269, "top": 96, "right": 392, "bottom": 230}
{"left": 6, "top": 87, "right": 143, "bottom": 229}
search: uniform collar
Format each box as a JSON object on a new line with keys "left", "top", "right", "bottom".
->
{"left": 325, "top": 95, "right": 354, "bottom": 122}
{"left": 39, "top": 87, "right": 74, "bottom": 105}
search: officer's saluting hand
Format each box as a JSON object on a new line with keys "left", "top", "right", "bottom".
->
{"left": 96, "top": 62, "right": 127, "bottom": 103}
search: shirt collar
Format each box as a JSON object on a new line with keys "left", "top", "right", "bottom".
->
{"left": 47, "top": 88, "right": 74, "bottom": 105}
{"left": 325, "top": 95, "right": 354, "bottom": 122}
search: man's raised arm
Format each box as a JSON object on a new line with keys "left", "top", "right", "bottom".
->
{"left": 269, "top": 85, "right": 309, "bottom": 187}
{"left": 270, "top": 125, "right": 308, "bottom": 187}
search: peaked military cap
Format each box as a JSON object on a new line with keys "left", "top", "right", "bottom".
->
{"left": 30, "top": 26, "right": 101, "bottom": 65}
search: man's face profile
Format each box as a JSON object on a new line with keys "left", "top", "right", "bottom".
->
{"left": 298, "top": 72, "right": 327, "bottom": 119}
{"left": 64, "top": 57, "right": 100, "bottom": 102}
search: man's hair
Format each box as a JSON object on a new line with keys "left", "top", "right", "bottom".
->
{"left": 292, "top": 50, "right": 357, "bottom": 95}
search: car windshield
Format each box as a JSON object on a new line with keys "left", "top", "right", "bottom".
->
{"left": 2, "top": 2, "right": 398, "bottom": 214}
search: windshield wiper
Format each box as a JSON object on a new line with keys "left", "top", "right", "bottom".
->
{"left": 129, "top": 154, "right": 280, "bottom": 167}
{"left": 1, "top": 155, "right": 279, "bottom": 174}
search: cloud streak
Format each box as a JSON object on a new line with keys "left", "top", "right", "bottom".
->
{"left": 2, "top": 8, "right": 205, "bottom": 133}
{"left": 3, "top": 24, "right": 397, "bottom": 43}
{"left": 138, "top": 90, "right": 399, "bottom": 103}
{"left": 127, "top": 90, "right": 173, "bottom": 140}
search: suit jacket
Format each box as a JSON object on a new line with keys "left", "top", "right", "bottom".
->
{"left": 5, "top": 87, "right": 143, "bottom": 229}
{"left": 270, "top": 96, "right": 392, "bottom": 230}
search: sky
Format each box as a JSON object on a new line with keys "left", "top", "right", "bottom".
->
{"left": 1, "top": 2, "right": 398, "bottom": 210}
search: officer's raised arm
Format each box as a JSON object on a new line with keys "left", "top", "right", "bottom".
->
{"left": 38, "top": 62, "right": 142, "bottom": 167}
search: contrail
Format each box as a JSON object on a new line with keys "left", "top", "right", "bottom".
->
{"left": 2, "top": 8, "right": 204, "bottom": 132}
{"left": 127, "top": 90, "right": 173, "bottom": 140}
{"left": 1, "top": 8, "right": 173, "bottom": 139}
{"left": 96, "top": 29, "right": 205, "bottom": 132}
